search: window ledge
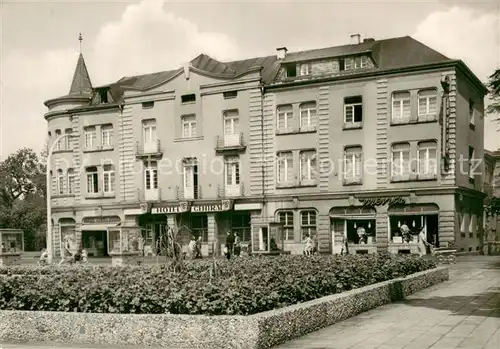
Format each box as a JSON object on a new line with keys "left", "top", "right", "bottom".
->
{"left": 417, "top": 173, "right": 438, "bottom": 181}
{"left": 85, "top": 192, "right": 116, "bottom": 199}
{"left": 52, "top": 194, "right": 75, "bottom": 199}
{"left": 469, "top": 123, "right": 476, "bottom": 131}
{"left": 298, "top": 126, "right": 317, "bottom": 133}
{"left": 53, "top": 149, "right": 73, "bottom": 154}
{"left": 276, "top": 181, "right": 299, "bottom": 189}
{"left": 390, "top": 174, "right": 416, "bottom": 182}
{"left": 416, "top": 114, "right": 438, "bottom": 123}
{"left": 343, "top": 122, "right": 363, "bottom": 130}
{"left": 83, "top": 146, "right": 114, "bottom": 153}
{"left": 343, "top": 178, "right": 363, "bottom": 186}
{"left": 298, "top": 180, "right": 318, "bottom": 187}
{"left": 174, "top": 136, "right": 203, "bottom": 143}
{"left": 181, "top": 101, "right": 196, "bottom": 106}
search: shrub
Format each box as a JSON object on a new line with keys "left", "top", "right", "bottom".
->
{"left": 0, "top": 254, "right": 435, "bottom": 315}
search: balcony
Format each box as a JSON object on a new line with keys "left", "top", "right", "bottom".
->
{"left": 215, "top": 133, "right": 246, "bottom": 153}
{"left": 176, "top": 185, "right": 202, "bottom": 200}
{"left": 136, "top": 139, "right": 162, "bottom": 159}
{"left": 137, "top": 188, "right": 162, "bottom": 202}
{"left": 217, "top": 183, "right": 244, "bottom": 198}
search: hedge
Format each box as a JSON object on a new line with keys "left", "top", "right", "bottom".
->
{"left": 0, "top": 254, "right": 435, "bottom": 315}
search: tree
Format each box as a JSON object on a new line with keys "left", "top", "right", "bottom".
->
{"left": 0, "top": 148, "right": 46, "bottom": 250}
{"left": 486, "top": 68, "right": 500, "bottom": 115}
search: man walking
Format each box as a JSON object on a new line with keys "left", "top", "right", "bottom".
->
{"left": 225, "top": 231, "right": 235, "bottom": 260}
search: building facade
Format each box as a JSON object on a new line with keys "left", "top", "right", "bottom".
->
{"left": 44, "top": 35, "right": 487, "bottom": 257}
{"left": 484, "top": 149, "right": 500, "bottom": 243}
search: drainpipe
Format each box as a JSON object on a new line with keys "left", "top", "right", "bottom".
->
{"left": 259, "top": 83, "right": 266, "bottom": 205}
{"left": 119, "top": 102, "right": 125, "bottom": 202}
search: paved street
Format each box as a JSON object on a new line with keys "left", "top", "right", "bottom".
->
{"left": 1, "top": 256, "right": 499, "bottom": 349}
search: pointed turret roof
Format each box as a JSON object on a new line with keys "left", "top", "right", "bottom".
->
{"left": 69, "top": 53, "right": 93, "bottom": 96}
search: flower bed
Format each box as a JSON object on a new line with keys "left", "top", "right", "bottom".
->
{"left": 0, "top": 254, "right": 435, "bottom": 315}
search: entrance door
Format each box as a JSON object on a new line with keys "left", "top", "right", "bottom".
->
{"left": 82, "top": 231, "right": 108, "bottom": 257}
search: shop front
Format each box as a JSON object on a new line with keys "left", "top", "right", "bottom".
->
{"left": 330, "top": 206, "right": 377, "bottom": 254}
{"left": 81, "top": 215, "right": 121, "bottom": 257}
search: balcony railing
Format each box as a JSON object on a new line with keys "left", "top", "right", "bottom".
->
{"left": 136, "top": 139, "right": 162, "bottom": 158}
{"left": 176, "top": 185, "right": 202, "bottom": 200}
{"left": 137, "top": 188, "right": 162, "bottom": 202}
{"left": 217, "top": 183, "right": 244, "bottom": 198}
{"left": 215, "top": 133, "right": 246, "bottom": 152}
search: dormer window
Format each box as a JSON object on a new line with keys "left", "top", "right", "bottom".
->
{"left": 98, "top": 88, "right": 108, "bottom": 104}
{"left": 299, "top": 63, "right": 312, "bottom": 76}
{"left": 285, "top": 64, "right": 296, "bottom": 78}
{"left": 355, "top": 56, "right": 369, "bottom": 69}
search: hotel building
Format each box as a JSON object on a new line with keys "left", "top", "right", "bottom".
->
{"left": 44, "top": 35, "right": 487, "bottom": 257}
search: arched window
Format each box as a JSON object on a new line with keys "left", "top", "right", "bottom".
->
{"left": 57, "top": 169, "right": 64, "bottom": 195}
{"left": 67, "top": 169, "right": 74, "bottom": 194}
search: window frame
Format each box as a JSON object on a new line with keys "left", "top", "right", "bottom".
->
{"left": 300, "top": 210, "right": 317, "bottom": 240}
{"left": 343, "top": 146, "right": 363, "bottom": 182}
{"left": 468, "top": 146, "right": 475, "bottom": 180}
{"left": 277, "top": 151, "right": 293, "bottom": 183}
{"left": 102, "top": 165, "right": 115, "bottom": 194}
{"left": 299, "top": 102, "right": 317, "bottom": 129}
{"left": 223, "top": 110, "right": 239, "bottom": 135}
{"left": 67, "top": 169, "right": 74, "bottom": 194}
{"left": 469, "top": 98, "right": 475, "bottom": 125}
{"left": 224, "top": 156, "right": 240, "bottom": 186}
{"left": 181, "top": 114, "right": 197, "bottom": 138}
{"left": 64, "top": 129, "right": 72, "bottom": 150}
{"left": 417, "top": 89, "right": 438, "bottom": 120}
{"left": 276, "top": 105, "right": 293, "bottom": 132}
{"left": 142, "top": 119, "right": 157, "bottom": 145}
{"left": 417, "top": 141, "right": 438, "bottom": 176}
{"left": 145, "top": 161, "right": 158, "bottom": 190}
{"left": 85, "top": 167, "right": 99, "bottom": 194}
{"left": 57, "top": 169, "right": 64, "bottom": 195}
{"left": 391, "top": 91, "right": 411, "bottom": 123}
{"left": 299, "top": 150, "right": 317, "bottom": 182}
{"left": 277, "top": 211, "right": 294, "bottom": 241}
{"left": 84, "top": 126, "right": 96, "bottom": 150}
{"left": 101, "top": 124, "right": 113, "bottom": 147}
{"left": 344, "top": 96, "right": 363, "bottom": 125}
{"left": 299, "top": 63, "right": 312, "bottom": 76}
{"left": 391, "top": 143, "right": 411, "bottom": 178}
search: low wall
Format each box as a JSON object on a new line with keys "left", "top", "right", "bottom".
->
{"left": 0, "top": 267, "right": 448, "bottom": 349}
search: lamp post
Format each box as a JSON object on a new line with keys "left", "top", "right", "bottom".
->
{"left": 46, "top": 133, "right": 71, "bottom": 264}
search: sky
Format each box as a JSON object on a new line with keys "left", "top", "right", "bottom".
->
{"left": 0, "top": 0, "right": 499, "bottom": 160}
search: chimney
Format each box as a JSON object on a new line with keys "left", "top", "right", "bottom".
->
{"left": 276, "top": 47, "right": 288, "bottom": 60}
{"left": 363, "top": 38, "right": 375, "bottom": 43}
{"left": 350, "top": 34, "right": 361, "bottom": 45}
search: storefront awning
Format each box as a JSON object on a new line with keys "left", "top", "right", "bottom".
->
{"left": 330, "top": 215, "right": 375, "bottom": 220}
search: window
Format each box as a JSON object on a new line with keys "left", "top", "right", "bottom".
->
{"left": 344, "top": 146, "right": 362, "bottom": 181}
{"left": 344, "top": 96, "right": 363, "bottom": 124}
{"left": 469, "top": 98, "right": 475, "bottom": 125}
{"left": 418, "top": 89, "right": 437, "bottom": 119}
{"left": 354, "top": 56, "right": 368, "bottom": 69}
{"left": 102, "top": 165, "right": 115, "bottom": 194}
{"left": 392, "top": 143, "right": 411, "bottom": 177}
{"left": 300, "top": 150, "right": 317, "bottom": 181}
{"left": 392, "top": 92, "right": 411, "bottom": 123}
{"left": 181, "top": 94, "right": 196, "bottom": 103}
{"left": 285, "top": 64, "right": 296, "bottom": 77}
{"left": 223, "top": 91, "right": 238, "bottom": 99}
{"left": 84, "top": 126, "right": 96, "bottom": 149}
{"left": 55, "top": 129, "right": 62, "bottom": 150}
{"left": 57, "top": 169, "right": 64, "bottom": 195}
{"left": 469, "top": 146, "right": 475, "bottom": 180}
{"left": 301, "top": 210, "right": 317, "bottom": 240}
{"left": 344, "top": 57, "right": 353, "bottom": 70}
{"left": 417, "top": 141, "right": 437, "bottom": 176}
{"left": 101, "top": 124, "right": 113, "bottom": 147}
{"left": 460, "top": 212, "right": 467, "bottom": 234}
{"left": 182, "top": 115, "right": 197, "bottom": 138}
{"left": 86, "top": 166, "right": 99, "bottom": 194}
{"left": 143, "top": 119, "right": 157, "bottom": 145}
{"left": 145, "top": 161, "right": 158, "bottom": 190}
{"left": 98, "top": 88, "right": 108, "bottom": 104}
{"left": 277, "top": 105, "right": 293, "bottom": 131}
{"left": 225, "top": 156, "right": 240, "bottom": 186}
{"left": 299, "top": 63, "right": 311, "bottom": 76}
{"left": 277, "top": 151, "right": 293, "bottom": 183}
{"left": 278, "top": 211, "right": 294, "bottom": 240}
{"left": 299, "top": 102, "right": 317, "bottom": 128}
{"left": 142, "top": 101, "right": 154, "bottom": 109}
{"left": 64, "top": 129, "right": 72, "bottom": 150}
{"left": 469, "top": 213, "right": 476, "bottom": 237}
{"left": 67, "top": 169, "right": 74, "bottom": 194}
{"left": 223, "top": 110, "right": 239, "bottom": 135}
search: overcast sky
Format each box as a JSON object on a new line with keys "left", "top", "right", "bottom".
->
{"left": 0, "top": 0, "right": 499, "bottom": 160}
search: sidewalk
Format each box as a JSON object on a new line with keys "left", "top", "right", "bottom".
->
{"left": 2, "top": 256, "right": 500, "bottom": 349}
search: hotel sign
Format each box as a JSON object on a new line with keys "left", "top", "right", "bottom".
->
{"left": 191, "top": 200, "right": 232, "bottom": 213}
{"left": 358, "top": 197, "right": 406, "bottom": 207}
{"left": 152, "top": 202, "right": 190, "bottom": 214}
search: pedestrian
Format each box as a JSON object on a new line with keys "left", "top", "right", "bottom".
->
{"left": 195, "top": 236, "right": 202, "bottom": 258}
{"left": 304, "top": 234, "right": 313, "bottom": 256}
{"left": 233, "top": 234, "right": 241, "bottom": 257}
{"left": 225, "top": 231, "right": 235, "bottom": 260}
{"left": 188, "top": 236, "right": 197, "bottom": 259}
{"left": 418, "top": 227, "right": 430, "bottom": 257}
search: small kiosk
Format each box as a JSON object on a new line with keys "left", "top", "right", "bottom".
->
{"left": 107, "top": 225, "right": 143, "bottom": 266}
{"left": 0, "top": 229, "right": 24, "bottom": 266}
{"left": 251, "top": 221, "right": 288, "bottom": 255}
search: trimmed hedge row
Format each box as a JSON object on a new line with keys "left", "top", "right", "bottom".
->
{"left": 0, "top": 254, "right": 435, "bottom": 315}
